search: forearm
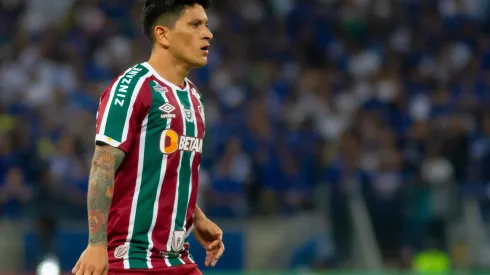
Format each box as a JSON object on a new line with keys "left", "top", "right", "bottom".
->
{"left": 194, "top": 204, "right": 208, "bottom": 223}
{"left": 87, "top": 145, "right": 125, "bottom": 246}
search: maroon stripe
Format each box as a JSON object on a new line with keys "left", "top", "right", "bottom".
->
{"left": 186, "top": 153, "right": 201, "bottom": 232}
{"left": 150, "top": 149, "right": 181, "bottom": 269}
{"left": 184, "top": 85, "right": 205, "bottom": 233}
{"left": 188, "top": 84, "right": 205, "bottom": 135}
{"left": 96, "top": 73, "right": 124, "bottom": 134}
{"left": 107, "top": 80, "right": 152, "bottom": 270}
{"left": 149, "top": 78, "right": 185, "bottom": 268}
{"left": 95, "top": 89, "right": 110, "bottom": 134}
{"left": 180, "top": 243, "right": 193, "bottom": 264}
{"left": 188, "top": 84, "right": 205, "bottom": 138}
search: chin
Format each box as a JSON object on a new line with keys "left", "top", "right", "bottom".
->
{"left": 190, "top": 59, "right": 208, "bottom": 68}
{"left": 182, "top": 54, "right": 208, "bottom": 69}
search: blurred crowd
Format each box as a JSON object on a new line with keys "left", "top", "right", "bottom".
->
{"left": 2, "top": 0, "right": 490, "bottom": 270}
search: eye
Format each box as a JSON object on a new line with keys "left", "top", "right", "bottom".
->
{"left": 192, "top": 22, "right": 200, "bottom": 28}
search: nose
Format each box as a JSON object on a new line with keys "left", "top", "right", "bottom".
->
{"left": 204, "top": 26, "right": 213, "bottom": 41}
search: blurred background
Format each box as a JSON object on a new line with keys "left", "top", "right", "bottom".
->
{"left": 1, "top": 0, "right": 490, "bottom": 274}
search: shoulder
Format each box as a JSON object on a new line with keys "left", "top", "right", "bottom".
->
{"left": 99, "top": 64, "right": 154, "bottom": 110}
{"left": 103, "top": 64, "right": 153, "bottom": 95}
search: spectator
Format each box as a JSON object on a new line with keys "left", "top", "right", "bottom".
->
{"left": 207, "top": 137, "right": 251, "bottom": 218}
{"left": 0, "top": 166, "right": 32, "bottom": 218}
{"left": 1, "top": 0, "right": 490, "bottom": 270}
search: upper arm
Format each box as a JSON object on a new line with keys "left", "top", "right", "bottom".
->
{"left": 95, "top": 87, "right": 145, "bottom": 153}
{"left": 92, "top": 145, "right": 126, "bottom": 172}
{"left": 95, "top": 67, "right": 150, "bottom": 153}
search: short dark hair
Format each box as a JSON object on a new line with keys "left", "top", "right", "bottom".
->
{"left": 143, "top": 0, "right": 211, "bottom": 42}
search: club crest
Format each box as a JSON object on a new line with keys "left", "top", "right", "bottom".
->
{"left": 184, "top": 109, "right": 194, "bottom": 122}
{"left": 171, "top": 230, "right": 186, "bottom": 252}
{"left": 152, "top": 81, "right": 168, "bottom": 93}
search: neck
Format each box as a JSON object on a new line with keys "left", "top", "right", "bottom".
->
{"left": 148, "top": 49, "right": 189, "bottom": 87}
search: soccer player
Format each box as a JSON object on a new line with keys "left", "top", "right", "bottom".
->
{"left": 71, "top": 1, "right": 223, "bottom": 275}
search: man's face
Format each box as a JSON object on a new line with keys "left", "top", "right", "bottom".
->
{"left": 167, "top": 4, "right": 213, "bottom": 68}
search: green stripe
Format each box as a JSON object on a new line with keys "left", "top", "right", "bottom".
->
{"left": 175, "top": 152, "right": 191, "bottom": 232}
{"left": 128, "top": 94, "right": 164, "bottom": 269}
{"left": 168, "top": 258, "right": 182, "bottom": 266}
{"left": 165, "top": 90, "right": 195, "bottom": 266}
{"left": 174, "top": 90, "right": 195, "bottom": 232}
{"left": 104, "top": 64, "right": 148, "bottom": 142}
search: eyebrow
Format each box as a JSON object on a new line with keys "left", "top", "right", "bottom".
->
{"left": 190, "top": 18, "right": 208, "bottom": 24}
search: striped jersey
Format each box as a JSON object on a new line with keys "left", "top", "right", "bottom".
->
{"left": 95, "top": 62, "right": 205, "bottom": 271}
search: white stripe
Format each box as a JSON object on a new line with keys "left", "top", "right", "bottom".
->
{"left": 185, "top": 90, "right": 198, "bottom": 232}
{"left": 99, "top": 67, "right": 133, "bottom": 136}
{"left": 185, "top": 224, "right": 194, "bottom": 239}
{"left": 192, "top": 86, "right": 205, "bottom": 136}
{"left": 185, "top": 87, "right": 204, "bottom": 263}
{"left": 146, "top": 88, "right": 171, "bottom": 268}
{"left": 95, "top": 134, "right": 121, "bottom": 147}
{"left": 185, "top": 150, "right": 195, "bottom": 230}
{"left": 167, "top": 150, "right": 183, "bottom": 253}
{"left": 122, "top": 71, "right": 152, "bottom": 142}
{"left": 186, "top": 87, "right": 199, "bottom": 264}
{"left": 123, "top": 115, "right": 148, "bottom": 269}
{"left": 166, "top": 86, "right": 187, "bottom": 259}
{"left": 145, "top": 152, "right": 168, "bottom": 268}
{"left": 141, "top": 62, "right": 190, "bottom": 93}
{"left": 187, "top": 245, "right": 195, "bottom": 264}
{"left": 164, "top": 258, "right": 171, "bottom": 267}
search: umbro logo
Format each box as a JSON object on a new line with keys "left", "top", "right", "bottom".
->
{"left": 159, "top": 103, "right": 176, "bottom": 119}
{"left": 159, "top": 103, "right": 175, "bottom": 113}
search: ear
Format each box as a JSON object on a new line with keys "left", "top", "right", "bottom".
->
{"left": 154, "top": 25, "right": 171, "bottom": 48}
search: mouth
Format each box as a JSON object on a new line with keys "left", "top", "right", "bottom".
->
{"left": 200, "top": 45, "right": 210, "bottom": 54}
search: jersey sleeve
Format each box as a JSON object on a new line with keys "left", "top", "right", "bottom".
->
{"left": 95, "top": 81, "right": 148, "bottom": 153}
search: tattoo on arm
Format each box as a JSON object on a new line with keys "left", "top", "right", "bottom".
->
{"left": 87, "top": 145, "right": 125, "bottom": 246}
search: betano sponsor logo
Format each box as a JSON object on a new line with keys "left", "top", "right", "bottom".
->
{"left": 159, "top": 129, "right": 203, "bottom": 154}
